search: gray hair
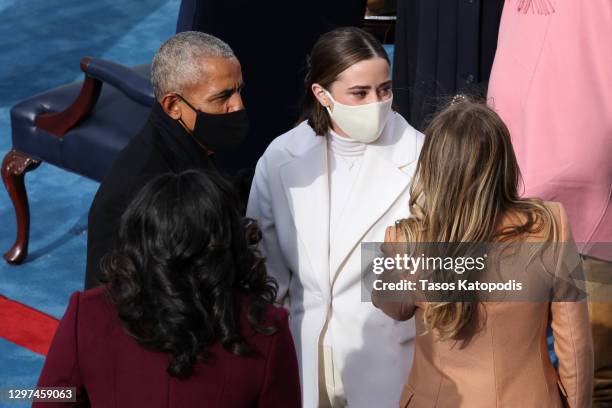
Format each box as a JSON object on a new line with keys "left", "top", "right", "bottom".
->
{"left": 151, "top": 31, "right": 236, "bottom": 101}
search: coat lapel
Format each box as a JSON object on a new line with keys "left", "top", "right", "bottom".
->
{"left": 280, "top": 126, "right": 331, "bottom": 294}
{"left": 277, "top": 115, "right": 422, "bottom": 293}
{"left": 329, "top": 113, "right": 421, "bottom": 285}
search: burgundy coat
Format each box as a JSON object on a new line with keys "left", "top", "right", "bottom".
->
{"left": 34, "top": 287, "right": 301, "bottom": 408}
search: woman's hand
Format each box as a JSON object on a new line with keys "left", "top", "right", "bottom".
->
{"left": 381, "top": 223, "right": 405, "bottom": 258}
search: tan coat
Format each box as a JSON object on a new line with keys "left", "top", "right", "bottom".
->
{"left": 374, "top": 202, "right": 593, "bottom": 407}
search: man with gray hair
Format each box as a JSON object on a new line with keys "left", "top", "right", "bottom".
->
{"left": 84, "top": 31, "right": 248, "bottom": 289}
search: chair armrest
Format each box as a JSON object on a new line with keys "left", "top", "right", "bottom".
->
{"left": 82, "top": 57, "right": 154, "bottom": 106}
{"left": 35, "top": 56, "right": 154, "bottom": 137}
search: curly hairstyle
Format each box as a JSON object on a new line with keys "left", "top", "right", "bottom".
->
{"left": 101, "top": 170, "right": 278, "bottom": 378}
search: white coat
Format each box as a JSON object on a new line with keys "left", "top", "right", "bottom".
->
{"left": 247, "top": 112, "right": 424, "bottom": 408}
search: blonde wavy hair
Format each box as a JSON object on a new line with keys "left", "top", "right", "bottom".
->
{"left": 397, "top": 96, "right": 558, "bottom": 341}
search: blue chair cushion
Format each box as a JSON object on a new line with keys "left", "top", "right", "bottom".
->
{"left": 10, "top": 64, "right": 152, "bottom": 182}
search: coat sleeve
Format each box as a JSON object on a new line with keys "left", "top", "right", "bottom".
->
{"left": 33, "top": 292, "right": 90, "bottom": 408}
{"left": 247, "top": 155, "right": 293, "bottom": 306}
{"left": 258, "top": 309, "right": 301, "bottom": 407}
{"left": 550, "top": 203, "right": 593, "bottom": 408}
{"left": 372, "top": 225, "right": 417, "bottom": 321}
{"left": 85, "top": 191, "right": 122, "bottom": 289}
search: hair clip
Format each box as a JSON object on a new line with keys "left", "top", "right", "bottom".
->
{"left": 451, "top": 94, "right": 468, "bottom": 105}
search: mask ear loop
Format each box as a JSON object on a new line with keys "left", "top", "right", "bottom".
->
{"left": 174, "top": 93, "right": 200, "bottom": 113}
{"left": 172, "top": 93, "right": 198, "bottom": 131}
{"left": 173, "top": 93, "right": 214, "bottom": 155}
{"left": 322, "top": 89, "right": 336, "bottom": 112}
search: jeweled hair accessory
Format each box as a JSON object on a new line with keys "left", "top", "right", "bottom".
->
{"left": 451, "top": 94, "right": 468, "bottom": 105}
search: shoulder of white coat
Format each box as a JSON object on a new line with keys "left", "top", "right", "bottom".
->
{"left": 262, "top": 121, "right": 317, "bottom": 156}
{"left": 391, "top": 111, "right": 424, "bottom": 142}
{"left": 385, "top": 111, "right": 425, "bottom": 166}
{"left": 256, "top": 121, "right": 320, "bottom": 169}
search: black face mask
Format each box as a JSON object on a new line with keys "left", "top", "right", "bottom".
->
{"left": 176, "top": 94, "right": 249, "bottom": 152}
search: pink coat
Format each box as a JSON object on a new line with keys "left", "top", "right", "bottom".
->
{"left": 487, "top": 0, "right": 612, "bottom": 261}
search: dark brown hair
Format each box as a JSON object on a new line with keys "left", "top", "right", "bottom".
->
{"left": 299, "top": 27, "right": 390, "bottom": 136}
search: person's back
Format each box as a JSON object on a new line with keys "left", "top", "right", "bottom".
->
{"left": 36, "top": 170, "right": 301, "bottom": 407}
{"left": 403, "top": 202, "right": 591, "bottom": 407}
{"left": 35, "top": 286, "right": 297, "bottom": 408}
{"left": 373, "top": 96, "right": 593, "bottom": 407}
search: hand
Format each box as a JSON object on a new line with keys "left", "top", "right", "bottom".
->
{"left": 381, "top": 223, "right": 406, "bottom": 257}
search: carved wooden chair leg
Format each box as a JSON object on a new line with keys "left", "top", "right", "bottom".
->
{"left": 1, "top": 149, "right": 41, "bottom": 264}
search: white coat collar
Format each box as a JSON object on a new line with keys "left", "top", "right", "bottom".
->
{"left": 286, "top": 112, "right": 420, "bottom": 169}
{"left": 279, "top": 112, "right": 423, "bottom": 290}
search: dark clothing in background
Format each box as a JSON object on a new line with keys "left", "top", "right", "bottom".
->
{"left": 392, "top": 0, "right": 504, "bottom": 130}
{"left": 84, "top": 103, "right": 216, "bottom": 289}
{"left": 177, "top": 0, "right": 367, "bottom": 176}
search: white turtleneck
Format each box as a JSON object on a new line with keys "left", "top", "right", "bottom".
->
{"left": 327, "top": 129, "right": 366, "bottom": 239}
{"left": 324, "top": 129, "right": 366, "bottom": 346}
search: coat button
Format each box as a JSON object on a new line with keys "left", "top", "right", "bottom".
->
{"left": 465, "top": 74, "right": 475, "bottom": 84}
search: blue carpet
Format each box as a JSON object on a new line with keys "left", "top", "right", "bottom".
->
{"left": 0, "top": 338, "right": 45, "bottom": 408}
{"left": 0, "top": 0, "right": 180, "bottom": 401}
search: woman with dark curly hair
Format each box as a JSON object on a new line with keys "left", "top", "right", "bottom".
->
{"left": 34, "top": 170, "right": 301, "bottom": 408}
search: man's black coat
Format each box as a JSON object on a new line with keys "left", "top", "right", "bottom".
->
{"left": 84, "top": 103, "right": 216, "bottom": 289}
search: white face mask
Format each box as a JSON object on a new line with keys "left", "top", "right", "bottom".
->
{"left": 324, "top": 90, "right": 393, "bottom": 143}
